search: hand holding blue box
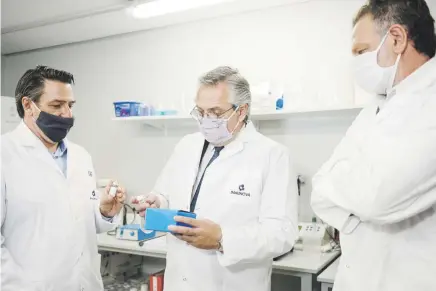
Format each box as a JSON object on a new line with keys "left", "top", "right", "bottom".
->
{"left": 145, "top": 208, "right": 197, "bottom": 232}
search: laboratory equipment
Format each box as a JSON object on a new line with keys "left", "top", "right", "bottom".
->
{"left": 294, "top": 222, "right": 338, "bottom": 253}
{"left": 102, "top": 263, "right": 145, "bottom": 290}
{"left": 116, "top": 224, "right": 157, "bottom": 241}
{"left": 145, "top": 208, "right": 196, "bottom": 232}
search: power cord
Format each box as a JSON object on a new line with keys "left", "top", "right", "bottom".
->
{"left": 123, "top": 203, "right": 137, "bottom": 225}
{"left": 106, "top": 203, "right": 137, "bottom": 236}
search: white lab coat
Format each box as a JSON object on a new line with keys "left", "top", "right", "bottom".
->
{"left": 311, "top": 57, "right": 436, "bottom": 291}
{"left": 1, "top": 123, "right": 116, "bottom": 291}
{"left": 153, "top": 123, "right": 298, "bottom": 291}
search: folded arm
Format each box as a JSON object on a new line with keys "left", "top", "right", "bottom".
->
{"left": 321, "top": 111, "right": 436, "bottom": 224}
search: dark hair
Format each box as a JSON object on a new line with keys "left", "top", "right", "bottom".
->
{"left": 353, "top": 0, "right": 436, "bottom": 58}
{"left": 15, "top": 65, "right": 75, "bottom": 118}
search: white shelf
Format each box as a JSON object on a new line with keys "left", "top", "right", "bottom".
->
{"left": 249, "top": 105, "right": 363, "bottom": 120}
{"left": 112, "top": 105, "right": 364, "bottom": 129}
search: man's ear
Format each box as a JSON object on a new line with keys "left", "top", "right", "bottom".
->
{"left": 238, "top": 104, "right": 249, "bottom": 122}
{"left": 21, "top": 97, "right": 35, "bottom": 116}
{"left": 22, "top": 97, "right": 31, "bottom": 111}
{"left": 389, "top": 24, "right": 408, "bottom": 54}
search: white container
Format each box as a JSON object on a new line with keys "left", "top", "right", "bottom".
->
{"left": 109, "top": 181, "right": 119, "bottom": 197}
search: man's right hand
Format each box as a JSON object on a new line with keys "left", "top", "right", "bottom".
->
{"left": 131, "top": 194, "right": 161, "bottom": 217}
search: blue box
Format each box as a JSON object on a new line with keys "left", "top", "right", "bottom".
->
{"left": 113, "top": 101, "right": 142, "bottom": 117}
{"left": 145, "top": 209, "right": 197, "bottom": 232}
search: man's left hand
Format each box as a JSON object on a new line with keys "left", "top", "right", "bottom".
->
{"left": 99, "top": 180, "right": 126, "bottom": 218}
{"left": 168, "top": 216, "right": 222, "bottom": 250}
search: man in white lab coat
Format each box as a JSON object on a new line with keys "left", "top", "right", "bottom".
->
{"left": 133, "top": 66, "right": 298, "bottom": 291}
{"left": 1, "top": 65, "right": 126, "bottom": 291}
{"left": 311, "top": 1, "right": 436, "bottom": 291}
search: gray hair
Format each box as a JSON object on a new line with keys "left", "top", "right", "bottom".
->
{"left": 199, "top": 66, "right": 251, "bottom": 120}
{"left": 352, "top": 0, "right": 436, "bottom": 58}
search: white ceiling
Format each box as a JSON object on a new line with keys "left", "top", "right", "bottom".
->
{"left": 2, "top": 0, "right": 317, "bottom": 55}
{"left": 1, "top": 0, "right": 435, "bottom": 55}
{"left": 1, "top": 0, "right": 126, "bottom": 31}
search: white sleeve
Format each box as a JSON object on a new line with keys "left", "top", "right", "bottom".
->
{"left": 1, "top": 173, "right": 34, "bottom": 290}
{"left": 87, "top": 159, "right": 117, "bottom": 233}
{"left": 311, "top": 142, "right": 361, "bottom": 233}
{"left": 94, "top": 204, "right": 118, "bottom": 233}
{"left": 321, "top": 106, "right": 436, "bottom": 224}
{"left": 217, "top": 146, "right": 299, "bottom": 267}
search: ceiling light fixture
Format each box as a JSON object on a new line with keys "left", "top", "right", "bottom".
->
{"left": 129, "top": 0, "right": 237, "bottom": 19}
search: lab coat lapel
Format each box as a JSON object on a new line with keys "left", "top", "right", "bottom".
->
{"left": 376, "top": 57, "right": 436, "bottom": 124}
{"left": 13, "top": 122, "right": 64, "bottom": 177}
{"left": 189, "top": 135, "right": 210, "bottom": 191}
{"left": 217, "top": 122, "right": 258, "bottom": 162}
{"left": 64, "top": 138, "right": 77, "bottom": 180}
{"left": 392, "top": 57, "right": 436, "bottom": 97}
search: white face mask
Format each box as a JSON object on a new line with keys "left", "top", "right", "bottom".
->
{"left": 198, "top": 107, "right": 240, "bottom": 146}
{"left": 353, "top": 32, "right": 402, "bottom": 95}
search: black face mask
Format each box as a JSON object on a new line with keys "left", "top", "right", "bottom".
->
{"left": 35, "top": 111, "right": 75, "bottom": 143}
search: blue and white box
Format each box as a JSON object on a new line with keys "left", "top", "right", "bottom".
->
{"left": 116, "top": 224, "right": 157, "bottom": 241}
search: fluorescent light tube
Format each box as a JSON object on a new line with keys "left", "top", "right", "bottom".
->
{"left": 130, "top": 0, "right": 236, "bottom": 19}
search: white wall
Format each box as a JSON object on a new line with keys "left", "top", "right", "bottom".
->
{"left": 1, "top": 0, "right": 365, "bottom": 222}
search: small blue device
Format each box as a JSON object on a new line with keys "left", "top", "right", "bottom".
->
{"left": 145, "top": 209, "right": 197, "bottom": 232}
{"left": 116, "top": 224, "right": 157, "bottom": 241}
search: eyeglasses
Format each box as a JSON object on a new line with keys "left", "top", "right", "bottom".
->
{"left": 190, "top": 105, "right": 237, "bottom": 121}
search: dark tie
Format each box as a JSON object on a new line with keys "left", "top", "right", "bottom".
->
{"left": 190, "top": 146, "right": 224, "bottom": 212}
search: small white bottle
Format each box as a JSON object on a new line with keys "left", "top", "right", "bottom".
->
{"left": 109, "top": 181, "right": 119, "bottom": 197}
{"left": 133, "top": 195, "right": 148, "bottom": 228}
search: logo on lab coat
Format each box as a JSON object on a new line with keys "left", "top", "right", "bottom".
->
{"left": 90, "top": 190, "right": 98, "bottom": 200}
{"left": 231, "top": 184, "right": 250, "bottom": 197}
{"left": 88, "top": 171, "right": 93, "bottom": 177}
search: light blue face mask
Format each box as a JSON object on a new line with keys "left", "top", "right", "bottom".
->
{"left": 198, "top": 106, "right": 240, "bottom": 145}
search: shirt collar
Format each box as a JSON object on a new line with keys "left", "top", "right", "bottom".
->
{"left": 52, "top": 139, "right": 68, "bottom": 157}
{"left": 388, "top": 57, "right": 436, "bottom": 98}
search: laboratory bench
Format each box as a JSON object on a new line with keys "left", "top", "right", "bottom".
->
{"left": 97, "top": 233, "right": 340, "bottom": 291}
{"left": 317, "top": 257, "right": 340, "bottom": 291}
{"left": 98, "top": 232, "right": 166, "bottom": 259}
